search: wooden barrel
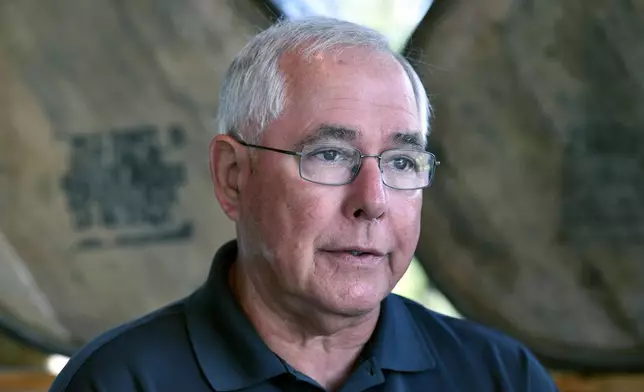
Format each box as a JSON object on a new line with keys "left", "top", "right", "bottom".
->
{"left": 410, "top": 0, "right": 644, "bottom": 371}
{"left": 0, "top": 0, "right": 270, "bottom": 355}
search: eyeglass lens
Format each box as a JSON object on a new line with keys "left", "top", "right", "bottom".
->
{"left": 299, "top": 145, "right": 435, "bottom": 189}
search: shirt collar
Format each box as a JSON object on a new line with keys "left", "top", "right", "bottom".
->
{"left": 367, "top": 293, "right": 437, "bottom": 372}
{"left": 185, "top": 240, "right": 436, "bottom": 391}
{"left": 185, "top": 240, "right": 286, "bottom": 391}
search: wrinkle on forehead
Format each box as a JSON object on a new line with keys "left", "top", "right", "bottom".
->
{"left": 296, "top": 124, "right": 425, "bottom": 150}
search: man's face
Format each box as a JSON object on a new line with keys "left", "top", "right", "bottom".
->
{"left": 237, "top": 48, "right": 423, "bottom": 316}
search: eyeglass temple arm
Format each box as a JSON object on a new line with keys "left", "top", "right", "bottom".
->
{"left": 236, "top": 140, "right": 303, "bottom": 157}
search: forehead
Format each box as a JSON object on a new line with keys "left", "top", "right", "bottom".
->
{"left": 266, "top": 47, "right": 422, "bottom": 148}
{"left": 283, "top": 47, "right": 414, "bottom": 102}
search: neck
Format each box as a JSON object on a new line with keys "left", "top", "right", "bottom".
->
{"left": 229, "top": 259, "right": 380, "bottom": 391}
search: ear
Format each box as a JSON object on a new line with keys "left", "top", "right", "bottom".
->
{"left": 209, "top": 134, "right": 249, "bottom": 221}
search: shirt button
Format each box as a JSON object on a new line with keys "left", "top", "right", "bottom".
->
{"left": 367, "top": 363, "right": 374, "bottom": 376}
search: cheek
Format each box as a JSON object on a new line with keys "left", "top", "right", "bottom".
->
{"left": 244, "top": 167, "right": 336, "bottom": 248}
{"left": 283, "top": 187, "right": 340, "bottom": 244}
{"left": 392, "top": 192, "right": 423, "bottom": 249}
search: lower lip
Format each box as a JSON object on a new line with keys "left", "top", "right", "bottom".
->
{"left": 320, "top": 251, "right": 386, "bottom": 267}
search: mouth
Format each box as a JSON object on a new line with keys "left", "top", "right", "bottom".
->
{"left": 321, "top": 248, "right": 387, "bottom": 259}
{"left": 327, "top": 248, "right": 384, "bottom": 255}
{"left": 348, "top": 250, "right": 368, "bottom": 257}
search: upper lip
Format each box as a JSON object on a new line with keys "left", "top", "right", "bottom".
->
{"left": 323, "top": 247, "right": 386, "bottom": 256}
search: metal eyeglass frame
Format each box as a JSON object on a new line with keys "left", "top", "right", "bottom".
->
{"left": 236, "top": 139, "right": 440, "bottom": 190}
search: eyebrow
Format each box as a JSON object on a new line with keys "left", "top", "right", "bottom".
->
{"left": 296, "top": 124, "right": 425, "bottom": 150}
{"left": 296, "top": 124, "right": 359, "bottom": 149}
{"left": 391, "top": 132, "right": 425, "bottom": 149}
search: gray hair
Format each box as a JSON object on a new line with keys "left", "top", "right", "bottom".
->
{"left": 215, "top": 16, "right": 431, "bottom": 145}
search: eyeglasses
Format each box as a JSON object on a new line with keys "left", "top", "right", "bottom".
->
{"left": 237, "top": 140, "right": 440, "bottom": 190}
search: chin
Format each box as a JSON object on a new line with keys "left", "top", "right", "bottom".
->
{"left": 319, "top": 284, "right": 390, "bottom": 317}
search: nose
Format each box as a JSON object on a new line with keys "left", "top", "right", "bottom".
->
{"left": 344, "top": 157, "right": 387, "bottom": 220}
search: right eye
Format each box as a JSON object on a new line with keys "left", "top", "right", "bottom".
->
{"left": 310, "top": 148, "right": 347, "bottom": 163}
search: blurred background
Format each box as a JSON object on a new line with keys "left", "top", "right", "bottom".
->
{"left": 1, "top": 0, "right": 643, "bottom": 390}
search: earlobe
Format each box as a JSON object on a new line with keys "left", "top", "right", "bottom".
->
{"left": 209, "top": 135, "right": 247, "bottom": 221}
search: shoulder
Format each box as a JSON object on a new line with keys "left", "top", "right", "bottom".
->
{"left": 48, "top": 298, "right": 203, "bottom": 392}
{"left": 394, "top": 295, "right": 559, "bottom": 391}
{"left": 398, "top": 294, "right": 521, "bottom": 351}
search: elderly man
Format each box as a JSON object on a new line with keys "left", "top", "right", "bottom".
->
{"left": 50, "top": 16, "right": 559, "bottom": 392}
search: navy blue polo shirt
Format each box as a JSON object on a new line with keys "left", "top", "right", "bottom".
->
{"left": 50, "top": 240, "right": 559, "bottom": 391}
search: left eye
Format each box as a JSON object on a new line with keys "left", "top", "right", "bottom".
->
{"left": 388, "top": 156, "right": 417, "bottom": 172}
{"left": 316, "top": 149, "right": 342, "bottom": 162}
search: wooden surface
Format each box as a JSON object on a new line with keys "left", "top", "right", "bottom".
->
{"left": 552, "top": 372, "right": 644, "bottom": 392}
{"left": 0, "top": 0, "right": 271, "bottom": 355}
{"left": 410, "top": 0, "right": 644, "bottom": 371}
{"left": 0, "top": 334, "right": 45, "bottom": 368}
{"left": 0, "top": 371, "right": 55, "bottom": 392}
